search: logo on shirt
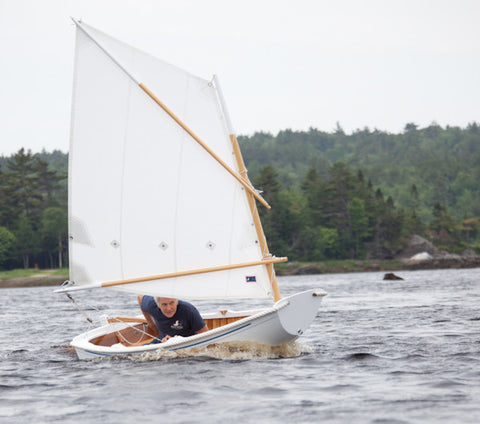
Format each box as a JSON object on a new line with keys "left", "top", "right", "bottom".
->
{"left": 171, "top": 320, "right": 184, "bottom": 330}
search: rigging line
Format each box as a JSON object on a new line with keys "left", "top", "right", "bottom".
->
{"left": 108, "top": 317, "right": 162, "bottom": 345}
{"left": 61, "top": 279, "right": 159, "bottom": 343}
{"left": 63, "top": 292, "right": 93, "bottom": 324}
{"left": 63, "top": 288, "right": 160, "bottom": 344}
{"left": 61, "top": 282, "right": 109, "bottom": 326}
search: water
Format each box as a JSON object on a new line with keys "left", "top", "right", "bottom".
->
{"left": 1, "top": 268, "right": 479, "bottom": 423}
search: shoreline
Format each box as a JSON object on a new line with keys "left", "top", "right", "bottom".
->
{"left": 2, "top": 257, "right": 479, "bottom": 288}
{"left": 276, "top": 257, "right": 480, "bottom": 276}
{"left": 0, "top": 270, "right": 68, "bottom": 289}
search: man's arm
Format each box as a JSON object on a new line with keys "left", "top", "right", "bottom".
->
{"left": 196, "top": 324, "right": 209, "bottom": 334}
{"left": 137, "top": 295, "right": 159, "bottom": 337}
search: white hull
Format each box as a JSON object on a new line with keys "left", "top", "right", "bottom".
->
{"left": 71, "top": 289, "right": 326, "bottom": 360}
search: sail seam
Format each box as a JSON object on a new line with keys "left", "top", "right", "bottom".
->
{"left": 118, "top": 55, "right": 135, "bottom": 280}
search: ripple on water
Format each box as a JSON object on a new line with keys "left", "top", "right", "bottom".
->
{"left": 344, "top": 352, "right": 380, "bottom": 361}
{"left": 1, "top": 269, "right": 480, "bottom": 424}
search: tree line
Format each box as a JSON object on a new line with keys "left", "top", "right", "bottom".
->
{"left": 239, "top": 122, "right": 480, "bottom": 224}
{"left": 0, "top": 149, "right": 67, "bottom": 269}
{"left": 253, "top": 162, "right": 477, "bottom": 262}
{"left": 1, "top": 121, "right": 480, "bottom": 269}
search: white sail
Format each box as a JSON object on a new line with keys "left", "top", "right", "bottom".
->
{"left": 68, "top": 21, "right": 277, "bottom": 300}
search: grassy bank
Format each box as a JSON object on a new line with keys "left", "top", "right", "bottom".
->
{"left": 0, "top": 268, "right": 69, "bottom": 288}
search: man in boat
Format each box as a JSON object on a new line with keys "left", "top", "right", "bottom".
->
{"left": 138, "top": 295, "right": 208, "bottom": 343}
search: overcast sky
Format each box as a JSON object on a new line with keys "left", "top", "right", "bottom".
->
{"left": 1, "top": 0, "right": 479, "bottom": 156}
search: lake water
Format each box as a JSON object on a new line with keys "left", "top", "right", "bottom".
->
{"left": 1, "top": 268, "right": 479, "bottom": 423}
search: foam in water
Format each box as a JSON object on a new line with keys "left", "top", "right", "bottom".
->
{"left": 131, "top": 341, "right": 313, "bottom": 361}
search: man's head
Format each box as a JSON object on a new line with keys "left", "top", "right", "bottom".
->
{"left": 155, "top": 297, "right": 178, "bottom": 318}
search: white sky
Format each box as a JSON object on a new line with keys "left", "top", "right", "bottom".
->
{"left": 0, "top": 0, "right": 479, "bottom": 156}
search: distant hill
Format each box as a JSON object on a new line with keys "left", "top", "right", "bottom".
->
{"left": 3, "top": 121, "right": 479, "bottom": 224}
{"left": 239, "top": 122, "right": 480, "bottom": 222}
{"left": 2, "top": 124, "right": 479, "bottom": 266}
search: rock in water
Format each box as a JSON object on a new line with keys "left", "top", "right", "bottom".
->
{"left": 383, "top": 272, "right": 404, "bottom": 280}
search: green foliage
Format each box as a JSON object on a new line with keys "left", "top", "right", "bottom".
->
{"left": 239, "top": 122, "right": 480, "bottom": 222}
{"left": 41, "top": 207, "right": 68, "bottom": 268}
{"left": 0, "top": 149, "right": 68, "bottom": 269}
{"left": 248, "top": 146, "right": 476, "bottom": 260}
{"left": 252, "top": 159, "right": 432, "bottom": 261}
{"left": 0, "top": 226, "right": 15, "bottom": 267}
{"left": 1, "top": 124, "right": 479, "bottom": 269}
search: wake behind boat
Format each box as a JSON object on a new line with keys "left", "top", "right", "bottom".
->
{"left": 57, "top": 19, "right": 326, "bottom": 360}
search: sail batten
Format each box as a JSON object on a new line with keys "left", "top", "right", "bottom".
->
{"left": 68, "top": 22, "right": 282, "bottom": 300}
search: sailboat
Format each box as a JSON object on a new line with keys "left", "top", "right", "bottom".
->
{"left": 57, "top": 19, "right": 326, "bottom": 360}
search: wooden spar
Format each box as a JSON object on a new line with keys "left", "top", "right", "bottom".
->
{"left": 100, "top": 257, "right": 287, "bottom": 288}
{"left": 212, "top": 75, "right": 283, "bottom": 301}
{"left": 229, "top": 133, "right": 282, "bottom": 301}
{"left": 71, "top": 19, "right": 281, "bottom": 298}
{"left": 138, "top": 83, "right": 270, "bottom": 210}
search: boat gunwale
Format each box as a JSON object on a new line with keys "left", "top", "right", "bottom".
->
{"left": 73, "top": 299, "right": 292, "bottom": 356}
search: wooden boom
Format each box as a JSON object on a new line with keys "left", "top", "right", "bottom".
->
{"left": 100, "top": 257, "right": 288, "bottom": 288}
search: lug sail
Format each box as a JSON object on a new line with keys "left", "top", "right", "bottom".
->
{"left": 68, "top": 21, "right": 284, "bottom": 300}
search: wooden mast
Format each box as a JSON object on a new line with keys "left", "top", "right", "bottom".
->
{"left": 213, "top": 76, "right": 284, "bottom": 301}
{"left": 71, "top": 19, "right": 284, "bottom": 300}
{"left": 229, "top": 133, "right": 283, "bottom": 301}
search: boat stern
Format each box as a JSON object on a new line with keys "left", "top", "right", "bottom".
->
{"left": 275, "top": 288, "right": 326, "bottom": 337}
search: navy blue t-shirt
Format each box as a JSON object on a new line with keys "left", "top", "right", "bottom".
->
{"left": 141, "top": 296, "right": 206, "bottom": 338}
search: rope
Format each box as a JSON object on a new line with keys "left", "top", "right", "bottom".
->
{"left": 107, "top": 316, "right": 162, "bottom": 345}
{"left": 60, "top": 281, "right": 161, "bottom": 345}
{"left": 64, "top": 292, "right": 94, "bottom": 324}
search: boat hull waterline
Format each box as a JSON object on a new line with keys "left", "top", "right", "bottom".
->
{"left": 72, "top": 289, "right": 326, "bottom": 360}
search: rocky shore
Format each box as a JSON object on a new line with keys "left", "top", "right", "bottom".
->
{"left": 276, "top": 255, "right": 480, "bottom": 276}
{"left": 278, "top": 235, "right": 480, "bottom": 276}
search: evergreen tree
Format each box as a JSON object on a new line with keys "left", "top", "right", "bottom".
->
{"left": 0, "top": 226, "right": 15, "bottom": 268}
{"left": 253, "top": 165, "right": 284, "bottom": 255}
{"left": 6, "top": 148, "right": 42, "bottom": 224}
{"left": 323, "top": 162, "right": 357, "bottom": 257}
{"left": 430, "top": 202, "right": 459, "bottom": 249}
{"left": 12, "top": 216, "right": 37, "bottom": 269}
{"left": 40, "top": 207, "right": 68, "bottom": 268}
{"left": 301, "top": 168, "right": 325, "bottom": 226}
{"left": 34, "top": 157, "right": 63, "bottom": 207}
{"left": 348, "top": 198, "right": 370, "bottom": 258}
